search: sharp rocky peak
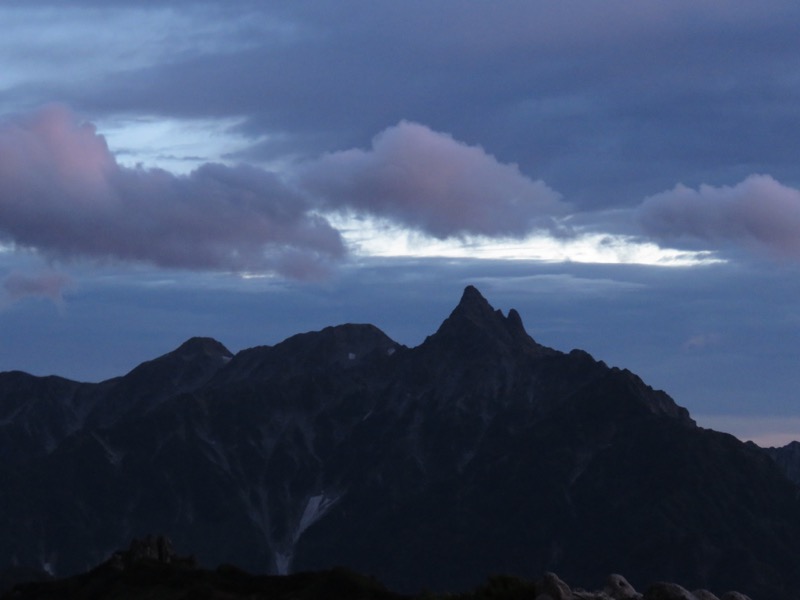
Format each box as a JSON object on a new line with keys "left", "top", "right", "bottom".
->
{"left": 423, "top": 285, "right": 548, "bottom": 357}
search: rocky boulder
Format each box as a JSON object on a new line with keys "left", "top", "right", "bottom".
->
{"left": 604, "top": 574, "right": 641, "bottom": 599}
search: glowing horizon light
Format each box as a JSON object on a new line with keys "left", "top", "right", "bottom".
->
{"left": 696, "top": 415, "right": 800, "bottom": 448}
{"left": 329, "top": 214, "right": 724, "bottom": 267}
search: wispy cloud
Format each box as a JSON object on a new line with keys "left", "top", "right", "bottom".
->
{"left": 682, "top": 332, "right": 722, "bottom": 351}
{"left": 2, "top": 270, "right": 72, "bottom": 307}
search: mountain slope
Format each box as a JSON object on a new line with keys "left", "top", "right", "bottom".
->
{"left": 764, "top": 441, "right": 800, "bottom": 487}
{"left": 1, "top": 286, "right": 799, "bottom": 598}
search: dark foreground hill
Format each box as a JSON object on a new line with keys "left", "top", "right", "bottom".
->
{"left": 1, "top": 535, "right": 756, "bottom": 600}
{"left": 1, "top": 286, "right": 800, "bottom": 598}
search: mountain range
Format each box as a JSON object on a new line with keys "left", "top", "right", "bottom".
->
{"left": 2, "top": 286, "right": 799, "bottom": 599}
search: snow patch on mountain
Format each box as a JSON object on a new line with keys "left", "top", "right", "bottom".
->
{"left": 41, "top": 560, "right": 55, "bottom": 577}
{"left": 274, "top": 491, "right": 342, "bottom": 575}
{"left": 274, "top": 551, "right": 291, "bottom": 576}
{"left": 297, "top": 493, "right": 339, "bottom": 538}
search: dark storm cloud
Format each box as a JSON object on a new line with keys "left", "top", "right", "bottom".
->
{"left": 639, "top": 175, "right": 800, "bottom": 260}
{"left": 0, "top": 106, "right": 345, "bottom": 278}
{"left": 300, "top": 121, "right": 568, "bottom": 239}
{"left": 35, "top": 1, "right": 798, "bottom": 210}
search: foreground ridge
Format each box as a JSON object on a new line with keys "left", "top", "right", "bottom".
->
{"left": 0, "top": 536, "right": 755, "bottom": 600}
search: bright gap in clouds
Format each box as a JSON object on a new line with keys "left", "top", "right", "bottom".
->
{"left": 330, "top": 214, "right": 723, "bottom": 266}
{"left": 98, "top": 116, "right": 259, "bottom": 174}
{"left": 94, "top": 114, "right": 724, "bottom": 268}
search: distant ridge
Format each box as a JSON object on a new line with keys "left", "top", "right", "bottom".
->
{"left": 1, "top": 286, "right": 799, "bottom": 598}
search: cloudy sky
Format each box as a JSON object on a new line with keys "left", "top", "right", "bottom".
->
{"left": 1, "top": 1, "right": 799, "bottom": 445}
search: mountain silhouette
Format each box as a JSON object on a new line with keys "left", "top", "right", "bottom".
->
{"left": 1, "top": 286, "right": 799, "bottom": 598}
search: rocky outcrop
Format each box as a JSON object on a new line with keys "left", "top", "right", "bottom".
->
{"left": 105, "top": 535, "right": 196, "bottom": 571}
{"left": 692, "top": 591, "right": 721, "bottom": 600}
{"left": 642, "top": 583, "right": 703, "bottom": 600}
{"left": 530, "top": 572, "right": 752, "bottom": 600}
{"left": 538, "top": 571, "right": 575, "bottom": 599}
{"left": 603, "top": 574, "right": 641, "bottom": 599}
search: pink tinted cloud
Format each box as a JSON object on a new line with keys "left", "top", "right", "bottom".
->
{"left": 0, "top": 106, "right": 345, "bottom": 278}
{"left": 639, "top": 174, "right": 800, "bottom": 260}
{"left": 300, "top": 121, "right": 568, "bottom": 239}
{"left": 3, "top": 270, "right": 72, "bottom": 304}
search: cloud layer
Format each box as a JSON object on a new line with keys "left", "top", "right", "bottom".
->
{"left": 301, "top": 121, "right": 567, "bottom": 239}
{"left": 0, "top": 109, "right": 577, "bottom": 276}
{"left": 0, "top": 106, "right": 345, "bottom": 278}
{"left": 639, "top": 175, "right": 800, "bottom": 260}
{"left": 21, "top": 1, "right": 794, "bottom": 211}
{"left": 5, "top": 106, "right": 800, "bottom": 279}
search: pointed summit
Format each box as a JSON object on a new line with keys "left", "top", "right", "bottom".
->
{"left": 459, "top": 284, "right": 489, "bottom": 304}
{"left": 88, "top": 337, "right": 235, "bottom": 426}
{"left": 453, "top": 285, "right": 495, "bottom": 318}
{"left": 423, "top": 286, "right": 548, "bottom": 357}
{"left": 172, "top": 337, "right": 233, "bottom": 361}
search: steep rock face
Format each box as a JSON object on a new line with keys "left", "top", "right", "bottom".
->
{"left": 764, "top": 441, "right": 800, "bottom": 486}
{"left": 0, "top": 372, "right": 95, "bottom": 457}
{"left": 1, "top": 287, "right": 799, "bottom": 599}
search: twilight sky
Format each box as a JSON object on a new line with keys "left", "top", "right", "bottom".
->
{"left": 1, "top": 1, "right": 799, "bottom": 445}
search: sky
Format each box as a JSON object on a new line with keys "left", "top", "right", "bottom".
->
{"left": 1, "top": 1, "right": 799, "bottom": 446}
